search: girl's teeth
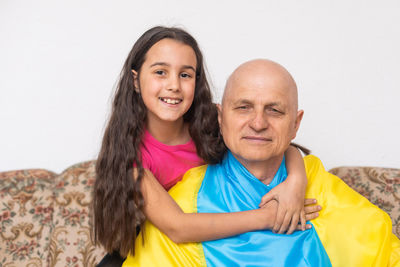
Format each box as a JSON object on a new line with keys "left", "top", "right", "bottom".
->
{"left": 161, "top": 98, "right": 180, "bottom": 104}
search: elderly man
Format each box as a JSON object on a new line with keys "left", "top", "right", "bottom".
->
{"left": 123, "top": 59, "right": 400, "bottom": 266}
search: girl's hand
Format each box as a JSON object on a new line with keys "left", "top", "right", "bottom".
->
{"left": 259, "top": 198, "right": 321, "bottom": 232}
{"left": 264, "top": 145, "right": 308, "bottom": 234}
{"left": 258, "top": 176, "right": 306, "bottom": 234}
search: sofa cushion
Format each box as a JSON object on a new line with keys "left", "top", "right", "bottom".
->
{"left": 0, "top": 169, "right": 57, "bottom": 267}
{"left": 329, "top": 166, "right": 400, "bottom": 238}
{"left": 49, "top": 160, "right": 106, "bottom": 267}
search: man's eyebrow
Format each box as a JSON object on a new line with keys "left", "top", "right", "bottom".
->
{"left": 149, "top": 62, "right": 196, "bottom": 72}
{"left": 266, "top": 102, "right": 282, "bottom": 107}
{"left": 231, "top": 100, "right": 285, "bottom": 108}
{"left": 232, "top": 99, "right": 253, "bottom": 106}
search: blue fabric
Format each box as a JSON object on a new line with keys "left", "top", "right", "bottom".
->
{"left": 197, "top": 151, "right": 332, "bottom": 267}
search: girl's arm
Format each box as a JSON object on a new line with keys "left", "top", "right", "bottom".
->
{"left": 259, "top": 145, "right": 308, "bottom": 235}
{"left": 138, "top": 168, "right": 318, "bottom": 243}
{"left": 140, "top": 169, "right": 273, "bottom": 243}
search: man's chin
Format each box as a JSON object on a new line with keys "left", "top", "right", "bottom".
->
{"left": 235, "top": 151, "right": 274, "bottom": 163}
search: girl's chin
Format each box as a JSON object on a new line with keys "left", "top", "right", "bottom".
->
{"left": 148, "top": 114, "right": 185, "bottom": 124}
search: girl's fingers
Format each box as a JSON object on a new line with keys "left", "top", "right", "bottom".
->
{"left": 296, "top": 223, "right": 312, "bottom": 230}
{"left": 305, "top": 212, "right": 319, "bottom": 221}
{"left": 304, "top": 205, "right": 322, "bottom": 215}
{"left": 304, "top": 198, "right": 317, "bottom": 205}
{"left": 299, "top": 210, "right": 306, "bottom": 231}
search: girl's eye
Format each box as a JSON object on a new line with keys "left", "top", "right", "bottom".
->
{"left": 180, "top": 73, "right": 192, "bottom": 78}
{"left": 155, "top": 70, "right": 166, "bottom": 75}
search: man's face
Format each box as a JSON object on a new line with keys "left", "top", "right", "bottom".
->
{"left": 218, "top": 64, "right": 303, "bottom": 166}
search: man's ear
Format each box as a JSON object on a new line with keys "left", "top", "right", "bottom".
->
{"left": 292, "top": 109, "right": 304, "bottom": 139}
{"left": 131, "top": 69, "right": 140, "bottom": 93}
{"left": 216, "top": 104, "right": 222, "bottom": 127}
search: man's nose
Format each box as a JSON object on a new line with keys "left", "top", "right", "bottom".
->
{"left": 249, "top": 111, "right": 268, "bottom": 131}
{"left": 167, "top": 74, "right": 180, "bottom": 92}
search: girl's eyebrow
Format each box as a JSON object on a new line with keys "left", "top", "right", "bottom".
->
{"left": 182, "top": 65, "right": 196, "bottom": 72}
{"left": 150, "top": 62, "right": 169, "bottom": 68}
{"left": 149, "top": 62, "right": 196, "bottom": 72}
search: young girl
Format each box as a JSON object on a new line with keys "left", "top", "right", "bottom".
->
{"left": 93, "top": 26, "right": 319, "bottom": 266}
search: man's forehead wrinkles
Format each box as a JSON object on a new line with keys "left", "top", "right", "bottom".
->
{"left": 228, "top": 88, "right": 264, "bottom": 100}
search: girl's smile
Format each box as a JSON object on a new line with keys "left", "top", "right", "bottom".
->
{"left": 133, "top": 38, "right": 197, "bottom": 127}
{"left": 159, "top": 97, "right": 182, "bottom": 105}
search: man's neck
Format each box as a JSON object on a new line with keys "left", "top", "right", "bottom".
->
{"left": 232, "top": 153, "right": 284, "bottom": 185}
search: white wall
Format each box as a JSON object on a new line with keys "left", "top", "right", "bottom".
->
{"left": 1, "top": 0, "right": 399, "bottom": 173}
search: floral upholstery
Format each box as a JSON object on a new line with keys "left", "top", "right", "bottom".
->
{"left": 329, "top": 166, "right": 400, "bottom": 238}
{"left": 0, "top": 162, "right": 106, "bottom": 267}
{"left": 0, "top": 161, "right": 399, "bottom": 267}
{"left": 0, "top": 169, "right": 56, "bottom": 267}
{"left": 49, "top": 161, "right": 106, "bottom": 267}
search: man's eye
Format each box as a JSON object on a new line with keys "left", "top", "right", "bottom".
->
{"left": 268, "top": 107, "right": 282, "bottom": 114}
{"left": 237, "top": 106, "right": 248, "bottom": 110}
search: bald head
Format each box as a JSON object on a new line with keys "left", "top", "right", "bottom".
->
{"left": 217, "top": 59, "right": 303, "bottom": 179}
{"left": 223, "top": 59, "right": 299, "bottom": 113}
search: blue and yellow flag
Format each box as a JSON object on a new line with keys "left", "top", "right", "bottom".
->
{"left": 123, "top": 153, "right": 400, "bottom": 267}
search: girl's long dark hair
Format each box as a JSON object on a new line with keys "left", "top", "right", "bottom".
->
{"left": 93, "top": 26, "right": 225, "bottom": 257}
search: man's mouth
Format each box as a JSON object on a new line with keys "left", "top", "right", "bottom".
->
{"left": 243, "top": 136, "right": 272, "bottom": 142}
{"left": 159, "top": 97, "right": 182, "bottom": 105}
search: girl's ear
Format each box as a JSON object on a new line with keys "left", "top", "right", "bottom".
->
{"left": 131, "top": 70, "right": 140, "bottom": 93}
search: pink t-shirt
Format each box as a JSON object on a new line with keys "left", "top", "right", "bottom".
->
{"left": 140, "top": 130, "right": 204, "bottom": 190}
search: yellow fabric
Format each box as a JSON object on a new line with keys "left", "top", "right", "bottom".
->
{"left": 390, "top": 234, "right": 400, "bottom": 266}
{"left": 304, "top": 155, "right": 400, "bottom": 267}
{"left": 123, "top": 156, "right": 400, "bottom": 267}
{"left": 122, "top": 165, "right": 208, "bottom": 267}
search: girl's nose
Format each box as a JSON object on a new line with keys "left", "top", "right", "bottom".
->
{"left": 167, "top": 75, "right": 180, "bottom": 92}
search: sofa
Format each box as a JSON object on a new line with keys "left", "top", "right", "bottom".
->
{"left": 0, "top": 160, "right": 399, "bottom": 267}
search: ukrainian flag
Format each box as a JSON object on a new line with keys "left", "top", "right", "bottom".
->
{"left": 123, "top": 153, "right": 400, "bottom": 267}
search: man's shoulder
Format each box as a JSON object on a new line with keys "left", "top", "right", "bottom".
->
{"left": 303, "top": 155, "right": 334, "bottom": 184}
{"left": 303, "top": 155, "right": 325, "bottom": 173}
{"left": 303, "top": 154, "right": 351, "bottom": 190}
{"left": 304, "top": 155, "right": 391, "bottom": 221}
